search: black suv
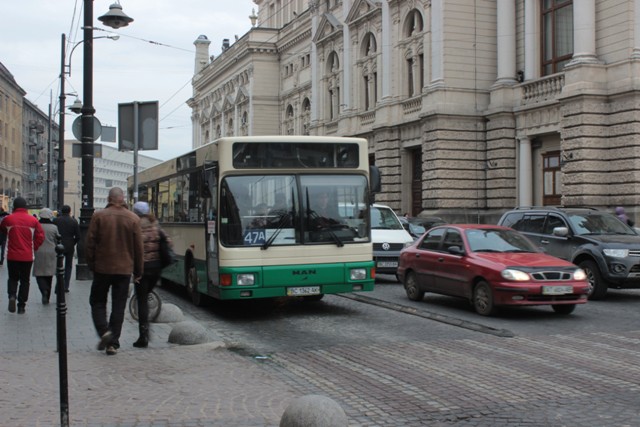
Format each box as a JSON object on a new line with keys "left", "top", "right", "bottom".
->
{"left": 498, "top": 207, "right": 640, "bottom": 299}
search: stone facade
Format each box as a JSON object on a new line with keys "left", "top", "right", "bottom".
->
{"left": 189, "top": 0, "right": 640, "bottom": 223}
{"left": 0, "top": 62, "right": 26, "bottom": 207}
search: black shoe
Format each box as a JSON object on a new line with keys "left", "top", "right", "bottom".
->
{"left": 17, "top": 306, "right": 25, "bottom": 314}
{"left": 106, "top": 345, "right": 118, "bottom": 356}
{"left": 8, "top": 297, "right": 16, "bottom": 313}
{"left": 97, "top": 331, "right": 113, "bottom": 351}
{"left": 42, "top": 293, "right": 50, "bottom": 305}
{"left": 65, "top": 289, "right": 69, "bottom": 293}
{"left": 133, "top": 337, "right": 148, "bottom": 348}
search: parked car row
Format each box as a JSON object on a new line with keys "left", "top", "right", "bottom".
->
{"left": 392, "top": 206, "right": 640, "bottom": 317}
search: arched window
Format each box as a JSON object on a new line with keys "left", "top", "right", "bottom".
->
{"left": 360, "top": 32, "right": 378, "bottom": 111}
{"left": 302, "top": 98, "right": 311, "bottom": 135}
{"left": 326, "top": 51, "right": 341, "bottom": 120}
{"left": 227, "top": 118, "right": 234, "bottom": 136}
{"left": 404, "top": 9, "right": 424, "bottom": 38}
{"left": 285, "top": 104, "right": 294, "bottom": 134}
{"left": 403, "top": 9, "right": 425, "bottom": 97}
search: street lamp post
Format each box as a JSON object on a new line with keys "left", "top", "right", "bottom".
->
{"left": 58, "top": 34, "right": 67, "bottom": 212}
{"left": 76, "top": 0, "right": 133, "bottom": 280}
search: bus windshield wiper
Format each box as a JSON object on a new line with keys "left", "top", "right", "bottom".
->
{"left": 261, "top": 212, "right": 292, "bottom": 250}
{"left": 308, "top": 210, "right": 344, "bottom": 247}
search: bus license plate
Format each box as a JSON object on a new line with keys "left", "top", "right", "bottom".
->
{"left": 377, "top": 261, "right": 398, "bottom": 268}
{"left": 287, "top": 286, "right": 321, "bottom": 296}
{"left": 542, "top": 285, "right": 573, "bottom": 295}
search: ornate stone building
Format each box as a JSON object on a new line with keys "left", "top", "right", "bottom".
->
{"left": 0, "top": 62, "right": 25, "bottom": 208}
{"left": 189, "top": 0, "right": 640, "bottom": 222}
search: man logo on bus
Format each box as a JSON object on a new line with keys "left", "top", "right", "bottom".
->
{"left": 292, "top": 269, "right": 317, "bottom": 275}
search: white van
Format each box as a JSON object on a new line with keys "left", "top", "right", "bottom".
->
{"left": 370, "top": 204, "right": 413, "bottom": 276}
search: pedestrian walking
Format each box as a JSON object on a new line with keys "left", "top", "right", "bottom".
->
{"left": 53, "top": 204, "right": 80, "bottom": 292}
{"left": 0, "top": 197, "right": 45, "bottom": 314}
{"left": 33, "top": 208, "right": 58, "bottom": 304}
{"left": 615, "top": 206, "right": 635, "bottom": 227}
{"left": 0, "top": 207, "right": 9, "bottom": 265}
{"left": 86, "top": 187, "right": 143, "bottom": 356}
{"left": 132, "top": 201, "right": 164, "bottom": 348}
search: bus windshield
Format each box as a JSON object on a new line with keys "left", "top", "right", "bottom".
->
{"left": 219, "top": 174, "right": 370, "bottom": 247}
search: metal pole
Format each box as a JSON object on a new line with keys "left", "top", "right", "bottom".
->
{"left": 57, "top": 33, "right": 66, "bottom": 211}
{"left": 76, "top": 0, "right": 95, "bottom": 280}
{"left": 47, "top": 95, "right": 53, "bottom": 208}
{"left": 133, "top": 101, "right": 139, "bottom": 202}
{"left": 55, "top": 234, "right": 69, "bottom": 426}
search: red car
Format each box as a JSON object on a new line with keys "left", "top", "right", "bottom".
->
{"left": 397, "top": 224, "right": 590, "bottom": 316}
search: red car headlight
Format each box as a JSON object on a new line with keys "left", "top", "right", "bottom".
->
{"left": 501, "top": 269, "right": 530, "bottom": 281}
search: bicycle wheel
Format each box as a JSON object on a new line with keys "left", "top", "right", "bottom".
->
{"left": 147, "top": 291, "right": 162, "bottom": 322}
{"left": 129, "top": 293, "right": 139, "bottom": 321}
{"left": 129, "top": 291, "right": 162, "bottom": 322}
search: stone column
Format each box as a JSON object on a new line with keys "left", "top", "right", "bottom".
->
{"left": 381, "top": 0, "right": 392, "bottom": 99}
{"left": 342, "top": 0, "right": 351, "bottom": 110}
{"left": 570, "top": 0, "right": 599, "bottom": 64}
{"left": 496, "top": 0, "right": 516, "bottom": 84}
{"left": 310, "top": 2, "right": 320, "bottom": 123}
{"left": 430, "top": 0, "right": 444, "bottom": 86}
{"left": 633, "top": 0, "right": 640, "bottom": 58}
{"left": 518, "top": 137, "right": 533, "bottom": 206}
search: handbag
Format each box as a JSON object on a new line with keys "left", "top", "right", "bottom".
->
{"left": 159, "top": 228, "right": 176, "bottom": 268}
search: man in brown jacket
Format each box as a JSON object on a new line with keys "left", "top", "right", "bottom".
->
{"left": 87, "top": 187, "right": 143, "bottom": 355}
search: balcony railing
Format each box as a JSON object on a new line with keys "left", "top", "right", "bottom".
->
{"left": 359, "top": 111, "right": 375, "bottom": 126}
{"left": 402, "top": 97, "right": 422, "bottom": 115}
{"left": 521, "top": 73, "right": 565, "bottom": 105}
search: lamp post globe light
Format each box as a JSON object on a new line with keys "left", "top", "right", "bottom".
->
{"left": 76, "top": 1, "right": 133, "bottom": 281}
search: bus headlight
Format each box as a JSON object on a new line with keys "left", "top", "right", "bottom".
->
{"left": 350, "top": 268, "right": 367, "bottom": 280}
{"left": 237, "top": 273, "right": 255, "bottom": 286}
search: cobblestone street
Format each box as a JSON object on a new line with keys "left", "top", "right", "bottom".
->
{"left": 2, "top": 267, "right": 640, "bottom": 426}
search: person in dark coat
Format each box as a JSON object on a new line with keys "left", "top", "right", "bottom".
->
{"left": 0, "top": 197, "right": 45, "bottom": 314}
{"left": 33, "top": 208, "right": 58, "bottom": 304}
{"left": 53, "top": 205, "right": 80, "bottom": 292}
{"left": 86, "top": 188, "right": 143, "bottom": 356}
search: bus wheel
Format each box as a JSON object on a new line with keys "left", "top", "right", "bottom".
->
{"left": 186, "top": 263, "right": 203, "bottom": 306}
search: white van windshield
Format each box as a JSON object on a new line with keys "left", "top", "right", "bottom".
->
{"left": 371, "top": 206, "right": 404, "bottom": 230}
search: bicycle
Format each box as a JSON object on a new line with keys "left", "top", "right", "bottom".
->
{"left": 129, "top": 289, "right": 162, "bottom": 322}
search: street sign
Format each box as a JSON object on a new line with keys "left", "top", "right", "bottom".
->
{"left": 118, "top": 101, "right": 158, "bottom": 151}
{"left": 71, "top": 116, "right": 102, "bottom": 141}
{"left": 72, "top": 143, "right": 102, "bottom": 158}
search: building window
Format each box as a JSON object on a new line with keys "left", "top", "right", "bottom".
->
{"left": 542, "top": 151, "right": 561, "bottom": 206}
{"left": 542, "top": 0, "right": 573, "bottom": 76}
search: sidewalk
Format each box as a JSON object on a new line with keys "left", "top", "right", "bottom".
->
{"left": 0, "top": 263, "right": 296, "bottom": 426}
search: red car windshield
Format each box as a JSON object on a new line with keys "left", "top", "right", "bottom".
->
{"left": 465, "top": 228, "right": 539, "bottom": 253}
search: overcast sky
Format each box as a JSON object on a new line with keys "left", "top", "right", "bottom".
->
{"left": 2, "top": 0, "right": 257, "bottom": 161}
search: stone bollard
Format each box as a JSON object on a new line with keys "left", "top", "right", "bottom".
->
{"left": 279, "top": 395, "right": 347, "bottom": 427}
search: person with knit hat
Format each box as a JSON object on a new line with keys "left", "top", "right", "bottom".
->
{"left": 0, "top": 197, "right": 45, "bottom": 314}
{"left": 33, "top": 208, "right": 58, "bottom": 304}
{"left": 131, "top": 200, "right": 165, "bottom": 348}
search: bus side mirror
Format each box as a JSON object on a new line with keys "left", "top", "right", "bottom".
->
{"left": 370, "top": 165, "right": 381, "bottom": 194}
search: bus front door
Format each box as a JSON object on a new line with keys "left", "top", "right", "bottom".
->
{"left": 203, "top": 164, "right": 219, "bottom": 288}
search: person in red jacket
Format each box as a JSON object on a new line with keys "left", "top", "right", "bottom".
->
{"left": 0, "top": 197, "right": 45, "bottom": 314}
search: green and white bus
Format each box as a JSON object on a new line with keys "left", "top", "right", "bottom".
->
{"left": 129, "top": 136, "right": 380, "bottom": 305}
